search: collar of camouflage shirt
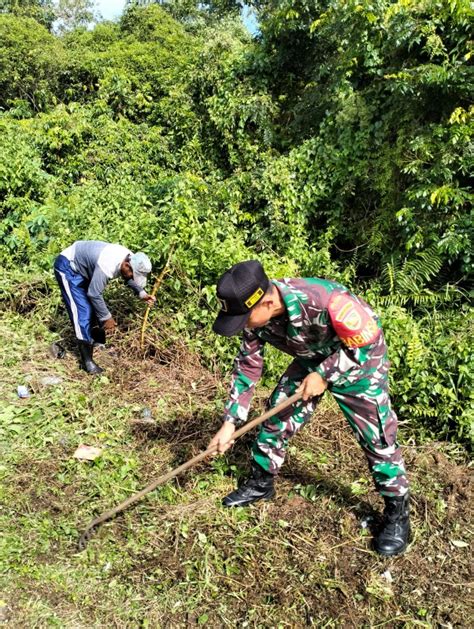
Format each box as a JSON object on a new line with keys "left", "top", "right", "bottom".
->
{"left": 271, "top": 279, "right": 308, "bottom": 328}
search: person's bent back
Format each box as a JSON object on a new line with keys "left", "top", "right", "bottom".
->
{"left": 54, "top": 240, "right": 155, "bottom": 374}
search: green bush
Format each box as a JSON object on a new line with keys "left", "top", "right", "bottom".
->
{"left": 0, "top": 2, "right": 471, "bottom": 449}
{"left": 0, "top": 118, "right": 51, "bottom": 260}
{"left": 381, "top": 303, "right": 473, "bottom": 448}
{"left": 0, "top": 14, "right": 65, "bottom": 112}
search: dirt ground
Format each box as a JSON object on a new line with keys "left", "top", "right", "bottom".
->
{"left": 1, "top": 315, "right": 473, "bottom": 627}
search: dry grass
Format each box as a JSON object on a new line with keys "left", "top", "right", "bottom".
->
{"left": 0, "top": 311, "right": 472, "bottom": 627}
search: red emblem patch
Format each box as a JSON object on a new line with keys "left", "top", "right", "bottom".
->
{"left": 328, "top": 293, "right": 380, "bottom": 348}
{"left": 333, "top": 300, "right": 362, "bottom": 331}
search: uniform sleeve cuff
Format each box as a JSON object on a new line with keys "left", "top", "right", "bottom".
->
{"left": 316, "top": 365, "right": 338, "bottom": 384}
{"left": 224, "top": 414, "right": 247, "bottom": 427}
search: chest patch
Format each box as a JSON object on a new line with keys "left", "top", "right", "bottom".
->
{"left": 328, "top": 293, "right": 380, "bottom": 348}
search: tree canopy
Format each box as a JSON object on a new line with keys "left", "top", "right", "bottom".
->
{"left": 0, "top": 0, "right": 472, "bottom": 446}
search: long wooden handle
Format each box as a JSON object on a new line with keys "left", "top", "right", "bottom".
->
{"left": 78, "top": 391, "right": 302, "bottom": 549}
{"left": 140, "top": 247, "right": 174, "bottom": 349}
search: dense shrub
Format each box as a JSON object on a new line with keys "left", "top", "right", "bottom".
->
{"left": 377, "top": 302, "right": 473, "bottom": 446}
{"left": 0, "top": 1, "right": 472, "bottom": 448}
{"left": 0, "top": 15, "right": 65, "bottom": 112}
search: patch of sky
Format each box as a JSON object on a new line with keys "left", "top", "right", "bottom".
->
{"left": 94, "top": 1, "right": 259, "bottom": 34}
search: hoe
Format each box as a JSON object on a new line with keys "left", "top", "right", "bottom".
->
{"left": 78, "top": 392, "right": 301, "bottom": 549}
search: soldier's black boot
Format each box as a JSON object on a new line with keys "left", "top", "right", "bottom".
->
{"left": 374, "top": 493, "right": 410, "bottom": 556}
{"left": 223, "top": 463, "right": 275, "bottom": 507}
{"left": 78, "top": 341, "right": 103, "bottom": 375}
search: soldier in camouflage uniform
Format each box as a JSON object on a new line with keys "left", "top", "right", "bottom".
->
{"left": 209, "top": 260, "right": 410, "bottom": 556}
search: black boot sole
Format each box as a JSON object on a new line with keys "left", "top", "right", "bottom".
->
{"left": 374, "top": 543, "right": 408, "bottom": 556}
{"left": 81, "top": 364, "right": 104, "bottom": 375}
{"left": 222, "top": 488, "right": 276, "bottom": 508}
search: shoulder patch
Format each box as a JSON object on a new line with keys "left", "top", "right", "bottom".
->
{"left": 328, "top": 293, "right": 380, "bottom": 348}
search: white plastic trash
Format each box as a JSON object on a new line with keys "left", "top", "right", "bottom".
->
{"left": 17, "top": 385, "right": 30, "bottom": 398}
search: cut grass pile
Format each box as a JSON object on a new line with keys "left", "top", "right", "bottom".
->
{"left": 0, "top": 305, "right": 472, "bottom": 627}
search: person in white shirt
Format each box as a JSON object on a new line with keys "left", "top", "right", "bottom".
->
{"left": 54, "top": 240, "right": 155, "bottom": 374}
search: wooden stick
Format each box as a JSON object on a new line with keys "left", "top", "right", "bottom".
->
{"left": 140, "top": 247, "right": 174, "bottom": 350}
{"left": 78, "top": 391, "right": 302, "bottom": 549}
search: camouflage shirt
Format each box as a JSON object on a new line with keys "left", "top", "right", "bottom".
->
{"left": 223, "top": 278, "right": 382, "bottom": 426}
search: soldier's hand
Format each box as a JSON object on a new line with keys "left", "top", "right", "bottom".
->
{"left": 297, "top": 372, "right": 328, "bottom": 401}
{"left": 208, "top": 421, "right": 236, "bottom": 455}
{"left": 102, "top": 317, "right": 117, "bottom": 331}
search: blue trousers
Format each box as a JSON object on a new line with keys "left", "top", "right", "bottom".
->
{"left": 54, "top": 255, "right": 94, "bottom": 343}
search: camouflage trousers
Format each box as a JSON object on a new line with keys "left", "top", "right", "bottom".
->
{"left": 252, "top": 359, "right": 409, "bottom": 497}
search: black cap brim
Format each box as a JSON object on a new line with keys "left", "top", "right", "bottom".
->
{"left": 212, "top": 310, "right": 251, "bottom": 337}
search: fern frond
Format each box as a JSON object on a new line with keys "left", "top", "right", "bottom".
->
{"left": 407, "top": 327, "right": 424, "bottom": 367}
{"left": 402, "top": 249, "right": 442, "bottom": 285}
{"left": 381, "top": 258, "right": 397, "bottom": 293}
{"left": 379, "top": 247, "right": 460, "bottom": 308}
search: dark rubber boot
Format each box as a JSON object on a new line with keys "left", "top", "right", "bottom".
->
{"left": 78, "top": 341, "right": 103, "bottom": 375}
{"left": 374, "top": 493, "right": 411, "bottom": 556}
{"left": 91, "top": 326, "right": 106, "bottom": 345}
{"left": 223, "top": 463, "right": 275, "bottom": 507}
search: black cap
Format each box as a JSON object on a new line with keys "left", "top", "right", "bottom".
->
{"left": 213, "top": 260, "right": 270, "bottom": 337}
